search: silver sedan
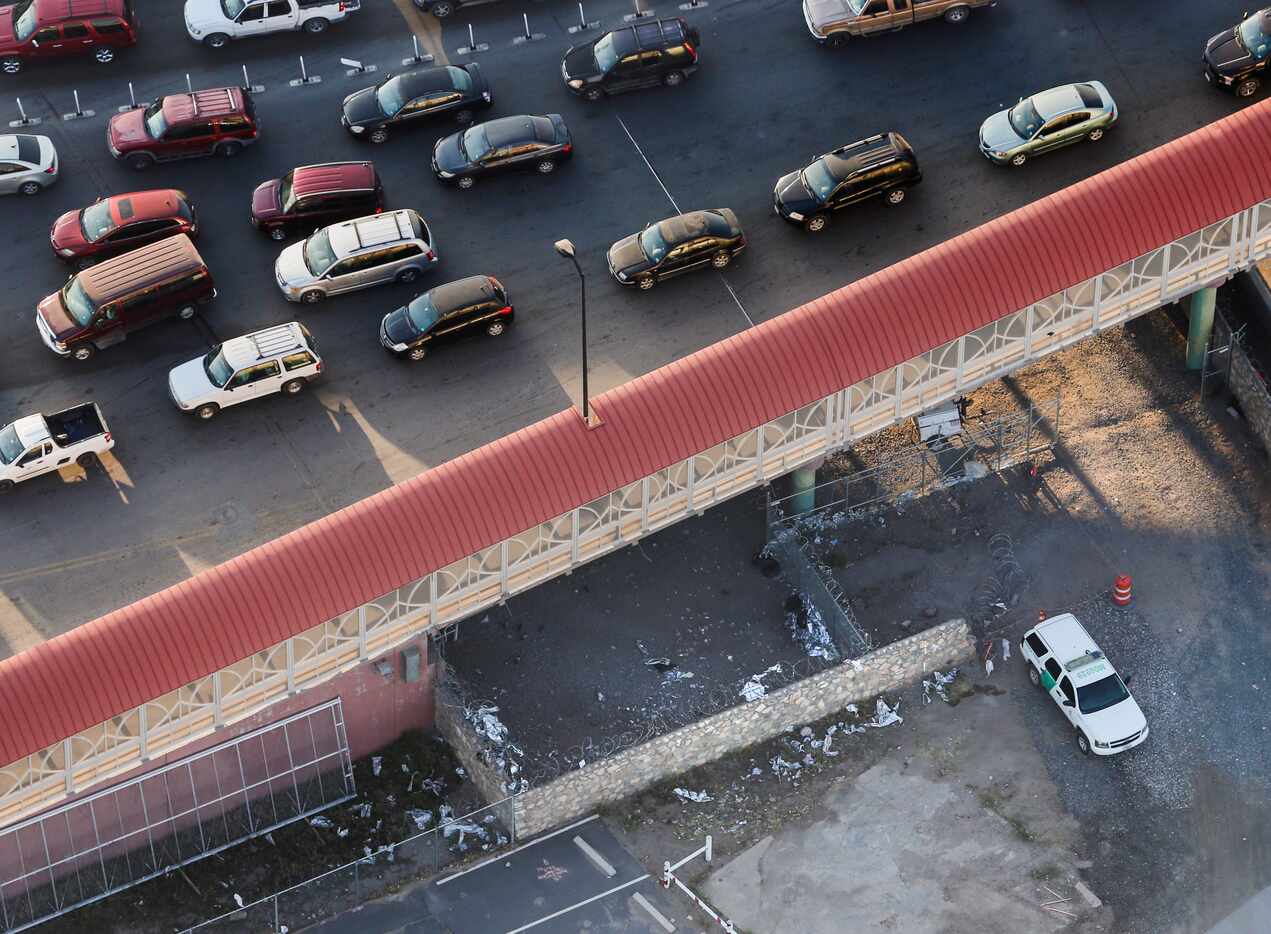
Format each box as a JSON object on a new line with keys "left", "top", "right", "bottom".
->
{"left": 0, "top": 134, "right": 57, "bottom": 195}
{"left": 979, "top": 81, "right": 1118, "bottom": 167}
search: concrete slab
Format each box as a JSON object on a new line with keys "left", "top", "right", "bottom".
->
{"left": 1204, "top": 884, "right": 1271, "bottom": 934}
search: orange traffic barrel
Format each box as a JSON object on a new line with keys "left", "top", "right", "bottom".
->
{"left": 1112, "top": 574, "right": 1133, "bottom": 606}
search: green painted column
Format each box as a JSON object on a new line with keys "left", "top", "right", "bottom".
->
{"left": 791, "top": 465, "right": 817, "bottom": 514}
{"left": 1186, "top": 287, "right": 1217, "bottom": 371}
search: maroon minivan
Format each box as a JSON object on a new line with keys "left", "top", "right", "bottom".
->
{"left": 36, "top": 235, "right": 215, "bottom": 362}
{"left": 0, "top": 0, "right": 137, "bottom": 74}
{"left": 251, "top": 161, "right": 383, "bottom": 241}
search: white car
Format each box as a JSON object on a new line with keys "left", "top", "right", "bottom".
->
{"left": 1020, "top": 613, "right": 1148, "bottom": 756}
{"left": 168, "top": 322, "right": 322, "bottom": 420}
{"left": 184, "top": 0, "right": 358, "bottom": 48}
{"left": 0, "top": 134, "right": 57, "bottom": 196}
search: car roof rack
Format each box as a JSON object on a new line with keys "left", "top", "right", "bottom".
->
{"left": 248, "top": 324, "right": 303, "bottom": 361}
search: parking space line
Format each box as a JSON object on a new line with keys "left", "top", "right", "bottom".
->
{"left": 435, "top": 814, "right": 600, "bottom": 886}
{"left": 616, "top": 115, "right": 681, "bottom": 215}
{"left": 572, "top": 835, "right": 616, "bottom": 877}
{"left": 504, "top": 874, "right": 650, "bottom": 934}
{"left": 719, "top": 276, "right": 755, "bottom": 327}
{"left": 632, "top": 892, "right": 676, "bottom": 932}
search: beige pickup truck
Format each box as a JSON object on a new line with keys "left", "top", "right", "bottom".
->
{"left": 802, "top": 0, "right": 997, "bottom": 47}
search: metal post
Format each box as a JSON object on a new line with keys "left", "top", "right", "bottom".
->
{"left": 63, "top": 88, "right": 95, "bottom": 121}
{"left": 10, "top": 95, "right": 41, "bottom": 128}
{"left": 403, "top": 34, "right": 435, "bottom": 65}
{"left": 185, "top": 73, "right": 193, "bottom": 95}
{"left": 569, "top": 1, "right": 599, "bottom": 32}
{"left": 522, "top": 13, "right": 530, "bottom": 38}
{"left": 1186, "top": 286, "right": 1217, "bottom": 370}
{"left": 242, "top": 64, "right": 265, "bottom": 94}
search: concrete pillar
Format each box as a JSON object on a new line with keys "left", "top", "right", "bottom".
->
{"left": 1186, "top": 287, "right": 1217, "bottom": 371}
{"left": 790, "top": 465, "right": 817, "bottom": 514}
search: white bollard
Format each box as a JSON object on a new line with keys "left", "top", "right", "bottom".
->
{"left": 9, "top": 95, "right": 41, "bottom": 127}
{"left": 117, "top": 81, "right": 137, "bottom": 113}
{"left": 289, "top": 55, "right": 322, "bottom": 86}
{"left": 568, "top": 2, "right": 599, "bottom": 34}
{"left": 63, "top": 88, "right": 96, "bottom": 121}
{"left": 512, "top": 11, "right": 546, "bottom": 44}
{"left": 457, "top": 22, "right": 488, "bottom": 54}
{"left": 402, "top": 35, "right": 435, "bottom": 66}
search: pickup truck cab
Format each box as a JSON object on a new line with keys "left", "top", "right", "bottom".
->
{"left": 183, "top": 0, "right": 357, "bottom": 48}
{"left": 1019, "top": 613, "right": 1149, "bottom": 757}
{"left": 0, "top": 403, "right": 113, "bottom": 492}
{"left": 802, "top": 0, "right": 995, "bottom": 47}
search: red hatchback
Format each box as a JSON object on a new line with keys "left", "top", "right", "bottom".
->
{"left": 107, "top": 86, "right": 258, "bottom": 171}
{"left": 0, "top": 0, "right": 137, "bottom": 75}
{"left": 50, "top": 189, "right": 197, "bottom": 267}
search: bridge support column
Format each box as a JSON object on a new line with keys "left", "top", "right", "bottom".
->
{"left": 790, "top": 464, "right": 818, "bottom": 514}
{"left": 1186, "top": 287, "right": 1216, "bottom": 371}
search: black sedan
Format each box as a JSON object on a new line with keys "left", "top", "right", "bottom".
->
{"left": 379, "top": 275, "right": 513, "bottom": 361}
{"left": 341, "top": 64, "right": 492, "bottom": 144}
{"left": 431, "top": 114, "right": 572, "bottom": 190}
{"left": 606, "top": 210, "right": 745, "bottom": 290}
{"left": 1203, "top": 7, "right": 1271, "bottom": 98}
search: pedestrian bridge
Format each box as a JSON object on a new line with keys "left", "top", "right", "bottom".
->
{"left": 2, "top": 101, "right": 1270, "bottom": 828}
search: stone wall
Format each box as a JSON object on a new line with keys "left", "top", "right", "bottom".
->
{"left": 434, "top": 678, "right": 512, "bottom": 812}
{"left": 1222, "top": 273, "right": 1271, "bottom": 457}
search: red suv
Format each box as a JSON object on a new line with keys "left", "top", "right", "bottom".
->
{"left": 0, "top": 0, "right": 136, "bottom": 74}
{"left": 50, "top": 189, "right": 197, "bottom": 267}
{"left": 251, "top": 161, "right": 384, "bottom": 241}
{"left": 107, "top": 86, "right": 258, "bottom": 171}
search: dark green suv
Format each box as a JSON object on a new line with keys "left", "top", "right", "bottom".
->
{"left": 773, "top": 132, "right": 920, "bottom": 233}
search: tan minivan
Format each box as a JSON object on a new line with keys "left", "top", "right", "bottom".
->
{"left": 802, "top": 0, "right": 997, "bottom": 47}
{"left": 36, "top": 234, "right": 215, "bottom": 362}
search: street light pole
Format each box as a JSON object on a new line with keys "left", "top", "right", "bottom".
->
{"left": 554, "top": 239, "right": 595, "bottom": 426}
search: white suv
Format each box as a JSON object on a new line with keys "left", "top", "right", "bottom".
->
{"left": 274, "top": 208, "right": 437, "bottom": 304}
{"left": 1019, "top": 613, "right": 1149, "bottom": 756}
{"left": 168, "top": 322, "right": 322, "bottom": 420}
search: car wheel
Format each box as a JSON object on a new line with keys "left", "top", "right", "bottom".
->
{"left": 803, "top": 214, "right": 829, "bottom": 233}
{"left": 396, "top": 268, "right": 420, "bottom": 284}
{"left": 303, "top": 16, "right": 328, "bottom": 33}
{"left": 1236, "top": 77, "right": 1262, "bottom": 99}
{"left": 536, "top": 159, "right": 557, "bottom": 174}
{"left": 76, "top": 452, "right": 97, "bottom": 468}
{"left": 268, "top": 226, "right": 287, "bottom": 241}
{"left": 203, "top": 33, "right": 230, "bottom": 48}
{"left": 301, "top": 290, "right": 325, "bottom": 304}
{"left": 195, "top": 403, "right": 220, "bottom": 421}
{"left": 19, "top": 180, "right": 42, "bottom": 196}
{"left": 944, "top": 5, "right": 969, "bottom": 23}
{"left": 1009, "top": 152, "right": 1027, "bottom": 168}
{"left": 663, "top": 70, "right": 685, "bottom": 87}
{"left": 94, "top": 47, "right": 116, "bottom": 63}
{"left": 282, "top": 378, "right": 306, "bottom": 396}
{"left": 1087, "top": 127, "right": 1105, "bottom": 142}
{"left": 127, "top": 152, "right": 154, "bottom": 171}
{"left": 0, "top": 479, "right": 13, "bottom": 493}
{"left": 486, "top": 320, "right": 506, "bottom": 337}
{"left": 0, "top": 56, "right": 20, "bottom": 74}
{"left": 826, "top": 34, "right": 847, "bottom": 49}
{"left": 368, "top": 127, "right": 389, "bottom": 144}
{"left": 430, "top": 0, "right": 453, "bottom": 16}
{"left": 886, "top": 187, "right": 906, "bottom": 205}
{"left": 407, "top": 345, "right": 427, "bottom": 362}
{"left": 457, "top": 176, "right": 475, "bottom": 190}
{"left": 216, "top": 141, "right": 242, "bottom": 158}
{"left": 711, "top": 250, "right": 732, "bottom": 270}
{"left": 583, "top": 86, "right": 605, "bottom": 103}
{"left": 454, "top": 108, "right": 474, "bottom": 125}
{"left": 1076, "top": 732, "right": 1091, "bottom": 756}
{"left": 637, "top": 275, "right": 655, "bottom": 291}
{"left": 1027, "top": 665, "right": 1041, "bottom": 688}
{"left": 177, "top": 304, "right": 197, "bottom": 320}
{"left": 71, "top": 344, "right": 95, "bottom": 362}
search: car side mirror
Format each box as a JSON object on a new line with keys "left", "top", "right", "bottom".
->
{"left": 1061, "top": 699, "right": 1073, "bottom": 708}
{"left": 1123, "top": 674, "right": 1133, "bottom": 686}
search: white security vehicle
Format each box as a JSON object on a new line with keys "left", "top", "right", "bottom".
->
{"left": 0, "top": 134, "right": 57, "bottom": 196}
{"left": 184, "top": 0, "right": 358, "bottom": 48}
{"left": 0, "top": 403, "right": 113, "bottom": 492}
{"left": 1020, "top": 613, "right": 1149, "bottom": 756}
{"left": 169, "top": 322, "right": 322, "bottom": 420}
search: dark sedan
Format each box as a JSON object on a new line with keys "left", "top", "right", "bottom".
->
{"left": 1204, "top": 8, "right": 1271, "bottom": 98}
{"left": 606, "top": 209, "right": 745, "bottom": 290}
{"left": 379, "top": 275, "right": 512, "bottom": 361}
{"left": 431, "top": 114, "right": 572, "bottom": 190}
{"left": 341, "top": 64, "right": 491, "bottom": 143}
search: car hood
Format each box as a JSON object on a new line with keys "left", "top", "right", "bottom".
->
{"left": 109, "top": 109, "right": 150, "bottom": 148}
{"left": 50, "top": 211, "right": 88, "bottom": 251}
{"left": 342, "top": 87, "right": 384, "bottom": 126}
{"left": 607, "top": 234, "right": 648, "bottom": 275}
{"left": 433, "top": 131, "right": 468, "bottom": 173}
{"left": 1081, "top": 696, "right": 1147, "bottom": 744}
{"left": 804, "top": 0, "right": 852, "bottom": 31}
{"left": 37, "top": 292, "right": 83, "bottom": 340}
{"left": 979, "top": 109, "right": 1026, "bottom": 152}
{"left": 774, "top": 170, "right": 817, "bottom": 212}
{"left": 563, "top": 45, "right": 597, "bottom": 79}
{"left": 184, "top": 0, "right": 230, "bottom": 30}
{"left": 1205, "top": 27, "right": 1251, "bottom": 72}
{"left": 276, "top": 242, "right": 314, "bottom": 286}
{"left": 383, "top": 307, "right": 422, "bottom": 345}
{"left": 168, "top": 356, "right": 217, "bottom": 406}
{"left": 252, "top": 179, "right": 282, "bottom": 221}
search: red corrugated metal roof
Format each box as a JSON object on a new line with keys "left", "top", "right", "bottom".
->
{"left": 3, "top": 102, "right": 1271, "bottom": 768}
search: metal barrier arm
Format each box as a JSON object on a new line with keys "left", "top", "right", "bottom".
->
{"left": 661, "top": 836, "right": 737, "bottom": 933}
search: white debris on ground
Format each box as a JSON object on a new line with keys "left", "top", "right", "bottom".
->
{"left": 740, "top": 664, "right": 784, "bottom": 702}
{"left": 664, "top": 670, "right": 695, "bottom": 682}
{"left": 371, "top": 756, "right": 383, "bottom": 777}
{"left": 922, "top": 669, "right": 960, "bottom": 705}
{"left": 674, "top": 788, "right": 713, "bottom": 803}
{"left": 467, "top": 705, "right": 510, "bottom": 745}
{"left": 309, "top": 816, "right": 334, "bottom": 830}
{"left": 406, "top": 809, "right": 433, "bottom": 831}
{"left": 353, "top": 802, "right": 373, "bottom": 819}
{"left": 463, "top": 704, "right": 528, "bottom": 795}
{"left": 785, "top": 593, "right": 840, "bottom": 661}
{"left": 768, "top": 699, "right": 903, "bottom": 782}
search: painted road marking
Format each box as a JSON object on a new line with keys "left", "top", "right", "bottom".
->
{"left": 572, "top": 835, "right": 616, "bottom": 877}
{"left": 633, "top": 891, "right": 677, "bottom": 932}
{"left": 435, "top": 814, "right": 600, "bottom": 886}
{"left": 389, "top": 0, "right": 448, "bottom": 65}
{"left": 504, "top": 874, "right": 650, "bottom": 934}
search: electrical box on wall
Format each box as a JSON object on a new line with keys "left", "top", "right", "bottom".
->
{"left": 401, "top": 644, "right": 421, "bottom": 683}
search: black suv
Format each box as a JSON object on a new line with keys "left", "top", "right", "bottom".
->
{"left": 1203, "top": 8, "right": 1271, "bottom": 98}
{"left": 380, "top": 275, "right": 512, "bottom": 361}
{"left": 562, "top": 18, "right": 700, "bottom": 101}
{"left": 341, "top": 64, "right": 492, "bottom": 143}
{"left": 773, "top": 132, "right": 920, "bottom": 233}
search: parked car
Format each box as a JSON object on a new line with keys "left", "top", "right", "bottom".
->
{"left": 184, "top": 0, "right": 357, "bottom": 48}
{"left": 802, "top": 0, "right": 995, "bottom": 47}
{"left": 1203, "top": 7, "right": 1271, "bottom": 98}
{"left": 50, "top": 189, "right": 196, "bottom": 267}
{"left": 107, "top": 86, "right": 259, "bottom": 171}
{"left": 341, "top": 64, "right": 491, "bottom": 143}
{"left": 36, "top": 234, "right": 215, "bottom": 361}
{"left": 0, "top": 403, "right": 113, "bottom": 492}
{"left": 979, "top": 81, "right": 1117, "bottom": 167}
{"left": 607, "top": 209, "right": 745, "bottom": 290}
{"left": 0, "top": 0, "right": 137, "bottom": 74}
{"left": 1019, "top": 613, "right": 1149, "bottom": 756}
{"left": 275, "top": 208, "right": 436, "bottom": 303}
{"left": 169, "top": 322, "right": 321, "bottom": 420}
{"left": 380, "top": 275, "right": 511, "bottom": 361}
{"left": 561, "top": 18, "right": 699, "bottom": 101}
{"left": 252, "top": 162, "right": 381, "bottom": 241}
{"left": 411, "top": 0, "right": 484, "bottom": 19}
{"left": 432, "top": 114, "right": 571, "bottom": 190}
{"left": 773, "top": 132, "right": 920, "bottom": 233}
{"left": 0, "top": 133, "right": 56, "bottom": 195}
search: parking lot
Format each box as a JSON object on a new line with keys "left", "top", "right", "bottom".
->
{"left": 0, "top": 0, "right": 1241, "bottom": 649}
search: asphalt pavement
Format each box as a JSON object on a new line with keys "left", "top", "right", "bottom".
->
{"left": 0, "top": 0, "right": 1241, "bottom": 648}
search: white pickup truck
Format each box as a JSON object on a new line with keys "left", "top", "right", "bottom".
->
{"left": 0, "top": 404, "right": 113, "bottom": 493}
{"left": 184, "top": 0, "right": 359, "bottom": 48}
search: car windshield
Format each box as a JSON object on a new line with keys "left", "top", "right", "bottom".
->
{"left": 1007, "top": 98, "right": 1044, "bottom": 138}
{"left": 143, "top": 100, "right": 168, "bottom": 140}
{"left": 639, "top": 225, "right": 669, "bottom": 263}
{"left": 846, "top": 0, "right": 866, "bottom": 13}
{"left": 0, "top": 424, "right": 23, "bottom": 466}
{"left": 222, "top": 0, "right": 247, "bottom": 16}
{"left": 278, "top": 170, "right": 297, "bottom": 213}
{"left": 303, "top": 229, "right": 336, "bottom": 275}
{"left": 12, "top": 0, "right": 37, "bottom": 42}
{"left": 406, "top": 294, "right": 440, "bottom": 333}
{"left": 460, "top": 124, "right": 490, "bottom": 161}
{"left": 1076, "top": 674, "right": 1131, "bottom": 715}
{"left": 374, "top": 77, "right": 409, "bottom": 117}
{"left": 593, "top": 34, "right": 619, "bottom": 72}
{"left": 61, "top": 278, "right": 97, "bottom": 327}
{"left": 800, "top": 159, "right": 838, "bottom": 203}
{"left": 1239, "top": 13, "right": 1271, "bottom": 59}
{"left": 203, "top": 347, "right": 234, "bottom": 388}
{"left": 80, "top": 200, "right": 117, "bottom": 242}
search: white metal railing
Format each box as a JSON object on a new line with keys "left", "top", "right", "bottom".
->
{"left": 2, "top": 199, "right": 1266, "bottom": 829}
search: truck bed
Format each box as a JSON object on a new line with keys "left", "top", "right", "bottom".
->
{"left": 45, "top": 404, "right": 105, "bottom": 446}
